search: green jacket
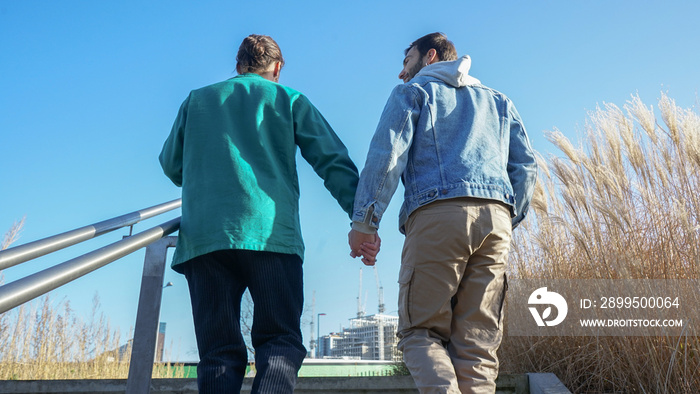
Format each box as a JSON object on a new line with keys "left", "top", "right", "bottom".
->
{"left": 160, "top": 74, "right": 358, "bottom": 271}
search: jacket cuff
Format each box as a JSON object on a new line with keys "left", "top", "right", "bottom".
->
{"left": 352, "top": 221, "right": 377, "bottom": 235}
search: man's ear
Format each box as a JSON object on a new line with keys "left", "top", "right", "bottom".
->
{"left": 273, "top": 62, "right": 281, "bottom": 81}
{"left": 426, "top": 48, "right": 438, "bottom": 65}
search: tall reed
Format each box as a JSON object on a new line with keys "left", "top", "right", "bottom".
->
{"left": 500, "top": 93, "right": 700, "bottom": 392}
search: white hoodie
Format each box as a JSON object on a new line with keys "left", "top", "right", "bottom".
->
{"left": 415, "top": 55, "right": 481, "bottom": 88}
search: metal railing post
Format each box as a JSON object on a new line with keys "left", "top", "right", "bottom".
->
{"left": 126, "top": 236, "right": 177, "bottom": 394}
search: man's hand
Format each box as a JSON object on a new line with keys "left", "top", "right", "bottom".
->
{"left": 348, "top": 229, "right": 381, "bottom": 266}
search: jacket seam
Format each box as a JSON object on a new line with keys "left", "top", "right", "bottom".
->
{"left": 370, "top": 86, "right": 420, "bottom": 220}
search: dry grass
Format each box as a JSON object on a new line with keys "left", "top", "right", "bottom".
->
{"left": 1, "top": 217, "right": 25, "bottom": 252}
{"left": 500, "top": 93, "right": 700, "bottom": 392}
{"left": 0, "top": 222, "right": 185, "bottom": 380}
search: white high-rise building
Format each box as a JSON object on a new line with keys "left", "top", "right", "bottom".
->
{"left": 317, "top": 333, "right": 342, "bottom": 359}
{"left": 319, "top": 314, "right": 400, "bottom": 361}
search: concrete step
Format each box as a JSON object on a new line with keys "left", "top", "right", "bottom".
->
{"left": 0, "top": 374, "right": 570, "bottom": 394}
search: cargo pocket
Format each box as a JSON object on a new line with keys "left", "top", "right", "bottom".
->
{"left": 397, "top": 265, "right": 415, "bottom": 327}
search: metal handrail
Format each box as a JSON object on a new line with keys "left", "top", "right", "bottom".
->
{"left": 0, "top": 198, "right": 181, "bottom": 271}
{"left": 0, "top": 218, "right": 180, "bottom": 314}
{"left": 0, "top": 200, "right": 183, "bottom": 393}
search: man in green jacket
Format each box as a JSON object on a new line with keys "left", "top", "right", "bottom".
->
{"left": 160, "top": 34, "right": 377, "bottom": 393}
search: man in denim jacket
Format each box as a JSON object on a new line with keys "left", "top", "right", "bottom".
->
{"left": 349, "top": 33, "right": 537, "bottom": 393}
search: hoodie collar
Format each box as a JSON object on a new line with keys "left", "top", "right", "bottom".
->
{"left": 414, "top": 55, "right": 481, "bottom": 87}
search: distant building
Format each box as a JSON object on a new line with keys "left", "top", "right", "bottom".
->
{"left": 156, "top": 322, "right": 166, "bottom": 362}
{"left": 317, "top": 333, "right": 342, "bottom": 359}
{"left": 107, "top": 321, "right": 167, "bottom": 362}
{"left": 319, "top": 314, "right": 400, "bottom": 361}
{"left": 116, "top": 339, "right": 132, "bottom": 361}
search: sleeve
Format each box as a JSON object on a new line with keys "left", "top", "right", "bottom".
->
{"left": 351, "top": 84, "right": 421, "bottom": 232}
{"left": 293, "top": 95, "right": 359, "bottom": 218}
{"left": 506, "top": 100, "right": 538, "bottom": 228}
{"left": 159, "top": 95, "right": 190, "bottom": 187}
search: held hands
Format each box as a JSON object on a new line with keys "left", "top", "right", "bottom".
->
{"left": 348, "top": 229, "right": 382, "bottom": 266}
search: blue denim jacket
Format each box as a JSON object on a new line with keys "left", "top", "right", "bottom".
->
{"left": 352, "top": 56, "right": 537, "bottom": 234}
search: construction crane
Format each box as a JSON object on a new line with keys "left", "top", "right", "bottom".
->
{"left": 357, "top": 269, "right": 365, "bottom": 318}
{"left": 373, "top": 266, "right": 385, "bottom": 314}
{"left": 357, "top": 267, "right": 386, "bottom": 317}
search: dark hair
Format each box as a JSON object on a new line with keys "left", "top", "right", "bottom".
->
{"left": 405, "top": 32, "right": 457, "bottom": 62}
{"left": 236, "top": 34, "right": 285, "bottom": 74}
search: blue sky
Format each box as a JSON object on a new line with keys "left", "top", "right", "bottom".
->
{"left": 1, "top": 1, "right": 699, "bottom": 361}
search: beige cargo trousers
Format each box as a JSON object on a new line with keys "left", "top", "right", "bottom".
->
{"left": 397, "top": 197, "right": 512, "bottom": 394}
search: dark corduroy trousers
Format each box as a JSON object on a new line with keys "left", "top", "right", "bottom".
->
{"left": 182, "top": 249, "right": 307, "bottom": 393}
